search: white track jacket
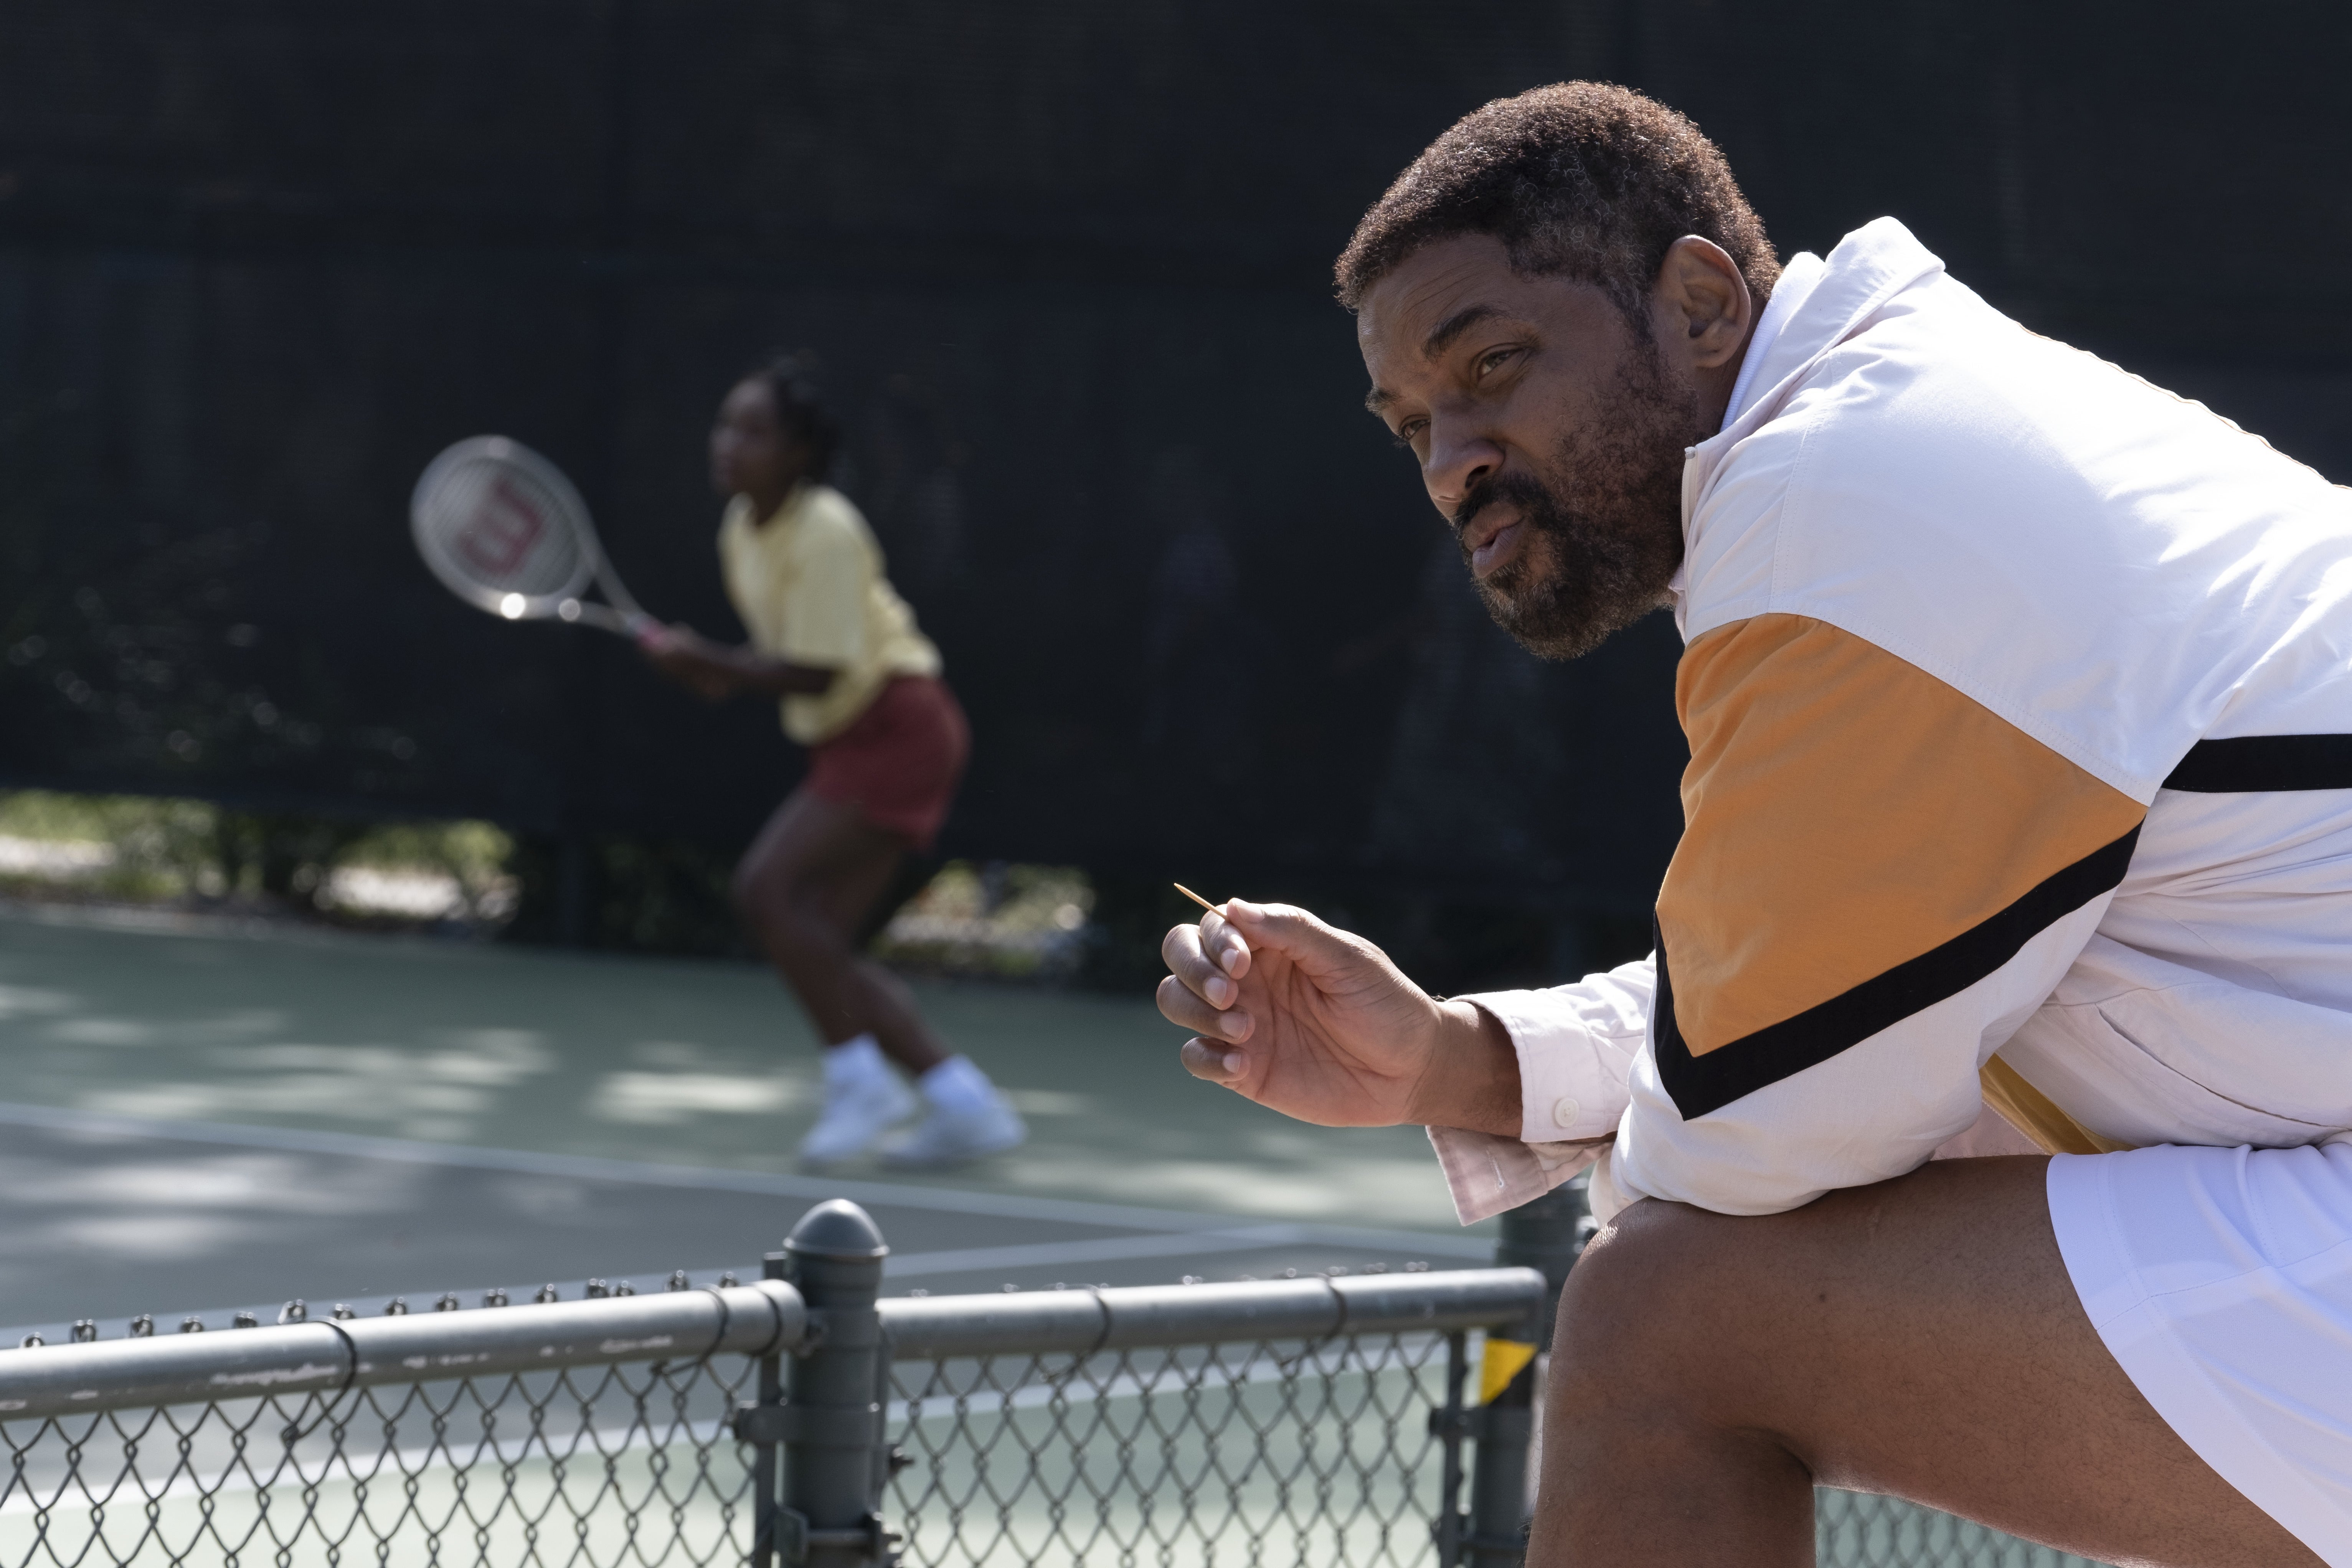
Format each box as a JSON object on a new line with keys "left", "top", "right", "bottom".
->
{"left": 1429, "top": 218, "right": 2352, "bottom": 1224}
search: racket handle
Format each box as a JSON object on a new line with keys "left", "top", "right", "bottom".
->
{"left": 566, "top": 601, "right": 645, "bottom": 639}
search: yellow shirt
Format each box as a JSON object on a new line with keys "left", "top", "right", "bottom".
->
{"left": 716, "top": 484, "right": 942, "bottom": 744}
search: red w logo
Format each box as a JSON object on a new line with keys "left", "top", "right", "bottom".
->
{"left": 456, "top": 475, "right": 549, "bottom": 578}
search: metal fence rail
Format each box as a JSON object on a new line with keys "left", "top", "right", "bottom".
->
{"left": 0, "top": 1194, "right": 2110, "bottom": 1568}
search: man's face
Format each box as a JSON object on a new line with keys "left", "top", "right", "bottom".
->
{"left": 1358, "top": 234, "right": 1704, "bottom": 659}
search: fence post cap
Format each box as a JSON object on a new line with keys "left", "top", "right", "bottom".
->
{"left": 784, "top": 1199, "right": 888, "bottom": 1261}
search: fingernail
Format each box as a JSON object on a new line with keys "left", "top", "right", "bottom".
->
{"left": 1220, "top": 1011, "right": 1248, "bottom": 1040}
{"left": 1221, "top": 1051, "right": 1244, "bottom": 1075}
{"left": 1208, "top": 976, "right": 1234, "bottom": 1005}
{"left": 1226, "top": 900, "right": 1257, "bottom": 919}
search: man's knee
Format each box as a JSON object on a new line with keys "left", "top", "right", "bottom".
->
{"left": 1548, "top": 1198, "right": 1774, "bottom": 1414}
{"left": 1555, "top": 1200, "right": 1714, "bottom": 1352}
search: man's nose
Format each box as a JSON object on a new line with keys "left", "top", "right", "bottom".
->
{"left": 1423, "top": 419, "right": 1505, "bottom": 517}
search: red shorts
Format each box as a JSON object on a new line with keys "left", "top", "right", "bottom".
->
{"left": 807, "top": 675, "right": 969, "bottom": 852}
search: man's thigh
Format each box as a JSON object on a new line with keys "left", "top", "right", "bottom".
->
{"left": 1540, "top": 1155, "right": 2319, "bottom": 1567}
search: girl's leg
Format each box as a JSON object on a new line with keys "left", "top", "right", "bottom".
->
{"left": 733, "top": 786, "right": 947, "bottom": 1074}
{"left": 733, "top": 786, "right": 1024, "bottom": 1167}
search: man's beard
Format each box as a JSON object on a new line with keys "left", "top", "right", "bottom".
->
{"left": 1452, "top": 336, "right": 1702, "bottom": 660}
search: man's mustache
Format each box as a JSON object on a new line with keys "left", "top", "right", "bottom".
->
{"left": 1451, "top": 472, "right": 1549, "bottom": 533}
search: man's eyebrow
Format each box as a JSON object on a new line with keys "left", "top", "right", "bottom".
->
{"left": 1362, "top": 302, "right": 1514, "bottom": 414}
{"left": 1422, "top": 303, "right": 1507, "bottom": 360}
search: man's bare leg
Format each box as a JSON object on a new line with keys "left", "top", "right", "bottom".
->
{"left": 1539, "top": 1155, "right": 2319, "bottom": 1568}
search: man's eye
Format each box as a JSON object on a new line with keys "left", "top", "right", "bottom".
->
{"left": 1392, "top": 422, "right": 1425, "bottom": 450}
{"left": 1477, "top": 348, "right": 1515, "bottom": 376}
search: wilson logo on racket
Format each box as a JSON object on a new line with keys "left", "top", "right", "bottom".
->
{"left": 412, "top": 435, "right": 653, "bottom": 639}
{"left": 455, "top": 475, "right": 551, "bottom": 579}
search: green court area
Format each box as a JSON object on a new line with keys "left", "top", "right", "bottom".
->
{"left": 0, "top": 904, "right": 1490, "bottom": 1338}
{"left": 0, "top": 907, "right": 2106, "bottom": 1568}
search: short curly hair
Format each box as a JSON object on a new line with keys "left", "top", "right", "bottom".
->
{"left": 1335, "top": 83, "right": 1778, "bottom": 322}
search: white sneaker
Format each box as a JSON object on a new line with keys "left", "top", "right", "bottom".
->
{"left": 876, "top": 1098, "right": 1027, "bottom": 1169}
{"left": 799, "top": 1073, "right": 918, "bottom": 1167}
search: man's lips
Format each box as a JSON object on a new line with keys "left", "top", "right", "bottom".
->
{"left": 1461, "top": 507, "right": 1524, "bottom": 580}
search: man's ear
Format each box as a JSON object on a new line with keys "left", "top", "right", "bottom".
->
{"left": 1655, "top": 236, "right": 1752, "bottom": 373}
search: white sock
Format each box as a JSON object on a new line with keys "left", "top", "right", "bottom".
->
{"left": 823, "top": 1035, "right": 893, "bottom": 1093}
{"left": 918, "top": 1055, "right": 996, "bottom": 1114}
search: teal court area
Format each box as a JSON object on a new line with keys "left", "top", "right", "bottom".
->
{"left": 0, "top": 906, "right": 2113, "bottom": 1568}
{"left": 0, "top": 905, "right": 1493, "bottom": 1340}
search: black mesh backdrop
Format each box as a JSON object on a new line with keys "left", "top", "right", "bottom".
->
{"left": 2, "top": 0, "right": 2347, "bottom": 930}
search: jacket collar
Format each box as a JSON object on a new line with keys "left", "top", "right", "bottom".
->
{"left": 1671, "top": 218, "right": 1948, "bottom": 614}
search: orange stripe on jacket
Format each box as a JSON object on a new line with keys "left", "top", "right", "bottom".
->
{"left": 1662, "top": 614, "right": 2146, "bottom": 1059}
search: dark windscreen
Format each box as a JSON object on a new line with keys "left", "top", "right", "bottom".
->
{"left": 2, "top": 1, "right": 2345, "bottom": 924}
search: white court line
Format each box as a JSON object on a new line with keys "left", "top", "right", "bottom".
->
{"left": 0, "top": 1099, "right": 1490, "bottom": 1257}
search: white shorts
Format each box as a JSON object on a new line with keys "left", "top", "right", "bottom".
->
{"left": 2051, "top": 1143, "right": 2352, "bottom": 1564}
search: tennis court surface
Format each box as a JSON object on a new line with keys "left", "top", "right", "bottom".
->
{"left": 0, "top": 905, "right": 2124, "bottom": 1568}
{"left": 0, "top": 904, "right": 1490, "bottom": 1342}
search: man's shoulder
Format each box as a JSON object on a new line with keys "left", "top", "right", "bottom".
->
{"left": 1684, "top": 291, "right": 2350, "bottom": 801}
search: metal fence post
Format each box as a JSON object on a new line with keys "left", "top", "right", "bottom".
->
{"left": 779, "top": 1200, "right": 896, "bottom": 1568}
{"left": 1495, "top": 1180, "right": 1587, "bottom": 1352}
{"left": 1461, "top": 1179, "right": 1590, "bottom": 1567}
{"left": 746, "top": 1249, "right": 792, "bottom": 1568}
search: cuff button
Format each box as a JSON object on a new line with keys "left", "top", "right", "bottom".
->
{"left": 1552, "top": 1096, "right": 1581, "bottom": 1129}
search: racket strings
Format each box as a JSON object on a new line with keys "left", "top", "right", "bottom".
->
{"left": 413, "top": 436, "right": 648, "bottom": 633}
{"left": 416, "top": 457, "right": 588, "bottom": 602}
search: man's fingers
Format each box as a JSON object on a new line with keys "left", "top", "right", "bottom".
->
{"left": 1220, "top": 900, "right": 1378, "bottom": 982}
{"left": 1180, "top": 1037, "right": 1248, "bottom": 1085}
{"left": 1161, "top": 921, "right": 1240, "bottom": 1007}
{"left": 1156, "top": 975, "right": 1253, "bottom": 1041}
{"left": 1198, "top": 907, "right": 1252, "bottom": 979}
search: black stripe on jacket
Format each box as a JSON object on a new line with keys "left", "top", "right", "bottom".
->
{"left": 2164, "top": 735, "right": 2352, "bottom": 792}
{"left": 1652, "top": 825, "right": 2141, "bottom": 1121}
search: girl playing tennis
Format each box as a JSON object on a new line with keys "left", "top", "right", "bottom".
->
{"left": 638, "top": 361, "right": 1026, "bottom": 1169}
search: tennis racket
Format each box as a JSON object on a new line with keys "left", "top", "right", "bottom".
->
{"left": 410, "top": 435, "right": 653, "bottom": 638}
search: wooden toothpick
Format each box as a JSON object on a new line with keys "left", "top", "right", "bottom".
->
{"left": 1172, "top": 883, "right": 1222, "bottom": 916}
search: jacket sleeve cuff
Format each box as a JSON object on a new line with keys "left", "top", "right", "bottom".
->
{"left": 1420, "top": 967, "right": 1651, "bottom": 1225}
{"left": 1463, "top": 980, "right": 1648, "bottom": 1144}
{"left": 1424, "top": 1127, "right": 1606, "bottom": 1226}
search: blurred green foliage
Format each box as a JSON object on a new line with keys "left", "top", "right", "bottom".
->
{"left": 0, "top": 790, "right": 512, "bottom": 921}
{"left": 869, "top": 860, "right": 1093, "bottom": 980}
{"left": 0, "top": 790, "right": 1116, "bottom": 979}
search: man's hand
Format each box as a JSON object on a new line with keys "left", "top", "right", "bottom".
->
{"left": 637, "top": 623, "right": 738, "bottom": 701}
{"left": 1157, "top": 900, "right": 1522, "bottom": 1134}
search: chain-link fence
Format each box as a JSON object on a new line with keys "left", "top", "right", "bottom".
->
{"left": 0, "top": 1281, "right": 787, "bottom": 1567}
{"left": 0, "top": 1194, "right": 2110, "bottom": 1568}
{"left": 1815, "top": 1493, "right": 2105, "bottom": 1568}
{"left": 886, "top": 1333, "right": 1453, "bottom": 1568}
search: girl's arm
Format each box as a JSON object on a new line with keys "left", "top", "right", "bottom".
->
{"left": 637, "top": 623, "right": 837, "bottom": 699}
